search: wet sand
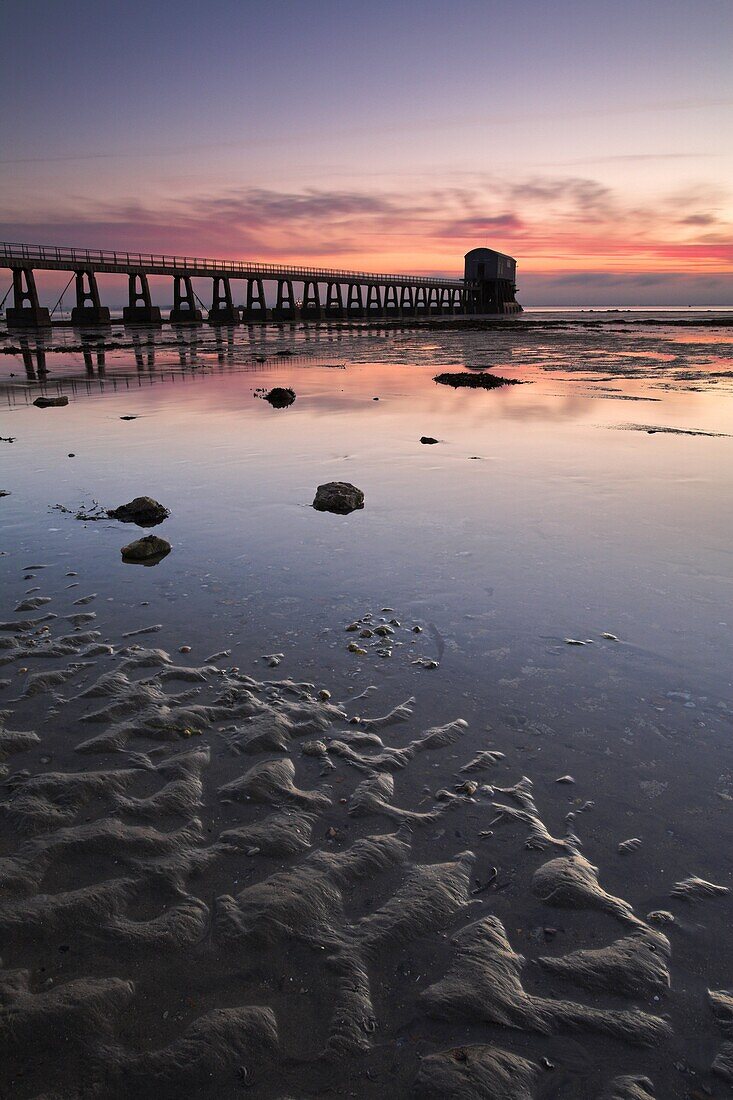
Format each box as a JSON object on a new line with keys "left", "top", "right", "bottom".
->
{"left": 1, "top": 312, "right": 732, "bottom": 1098}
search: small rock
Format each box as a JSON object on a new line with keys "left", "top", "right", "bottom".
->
{"left": 647, "top": 910, "right": 675, "bottom": 924}
{"left": 120, "top": 415, "right": 138, "bottom": 420}
{"left": 565, "top": 638, "right": 586, "bottom": 646}
{"left": 313, "top": 482, "right": 364, "bottom": 515}
{"left": 347, "top": 642, "right": 367, "bottom": 655}
{"left": 264, "top": 387, "right": 296, "bottom": 408}
{"left": 120, "top": 535, "right": 171, "bottom": 563}
{"left": 108, "top": 496, "right": 170, "bottom": 527}
{"left": 555, "top": 775, "right": 575, "bottom": 784}
{"left": 618, "top": 837, "right": 642, "bottom": 854}
{"left": 601, "top": 632, "right": 620, "bottom": 640}
{"left": 455, "top": 780, "right": 478, "bottom": 796}
{"left": 318, "top": 689, "right": 331, "bottom": 701}
{"left": 33, "top": 396, "right": 68, "bottom": 408}
{"left": 420, "top": 436, "right": 439, "bottom": 444}
{"left": 179, "top": 645, "right": 192, "bottom": 654}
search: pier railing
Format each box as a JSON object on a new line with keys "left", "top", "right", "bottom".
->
{"left": 0, "top": 241, "right": 464, "bottom": 289}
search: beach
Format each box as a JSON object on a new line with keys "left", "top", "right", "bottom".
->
{"left": 1, "top": 311, "right": 732, "bottom": 1098}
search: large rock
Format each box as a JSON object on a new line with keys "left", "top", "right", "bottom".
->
{"left": 108, "top": 496, "right": 170, "bottom": 527}
{"left": 120, "top": 535, "right": 171, "bottom": 563}
{"left": 33, "top": 396, "right": 68, "bottom": 408}
{"left": 312, "top": 482, "right": 364, "bottom": 515}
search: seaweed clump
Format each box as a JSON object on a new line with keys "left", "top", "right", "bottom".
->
{"left": 434, "top": 372, "right": 522, "bottom": 389}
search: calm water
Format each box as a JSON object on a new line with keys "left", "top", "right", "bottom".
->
{"left": 1, "top": 312, "right": 732, "bottom": 1098}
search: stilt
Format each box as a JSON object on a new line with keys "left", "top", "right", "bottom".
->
{"left": 208, "top": 275, "right": 240, "bottom": 324}
{"left": 385, "top": 284, "right": 400, "bottom": 316}
{"left": 302, "top": 280, "right": 322, "bottom": 319}
{"left": 273, "top": 279, "right": 296, "bottom": 320}
{"left": 244, "top": 278, "right": 268, "bottom": 321}
{"left": 400, "top": 285, "right": 415, "bottom": 315}
{"left": 71, "top": 269, "right": 110, "bottom": 325}
{"left": 415, "top": 285, "right": 429, "bottom": 314}
{"left": 325, "top": 281, "right": 344, "bottom": 318}
{"left": 170, "top": 275, "right": 202, "bottom": 324}
{"left": 6, "top": 268, "right": 51, "bottom": 328}
{"left": 347, "top": 283, "right": 364, "bottom": 317}
{"left": 366, "top": 283, "right": 383, "bottom": 317}
{"left": 123, "top": 272, "right": 162, "bottom": 324}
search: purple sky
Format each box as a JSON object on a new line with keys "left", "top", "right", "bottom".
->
{"left": 1, "top": 0, "right": 731, "bottom": 304}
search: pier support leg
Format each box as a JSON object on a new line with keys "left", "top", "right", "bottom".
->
{"left": 400, "top": 285, "right": 415, "bottom": 316}
{"left": 427, "top": 287, "right": 441, "bottom": 315}
{"left": 273, "top": 279, "right": 296, "bottom": 320}
{"left": 325, "top": 281, "right": 344, "bottom": 318}
{"left": 415, "top": 286, "right": 429, "bottom": 315}
{"left": 301, "top": 280, "right": 322, "bottom": 320}
{"left": 366, "top": 283, "right": 383, "bottom": 318}
{"left": 325, "top": 281, "right": 343, "bottom": 317}
{"left": 244, "top": 278, "right": 268, "bottom": 322}
{"left": 208, "top": 276, "right": 240, "bottom": 324}
{"left": 71, "top": 269, "right": 111, "bottom": 325}
{"left": 170, "top": 275, "right": 202, "bottom": 324}
{"left": 6, "top": 268, "right": 51, "bottom": 328}
{"left": 385, "top": 283, "right": 400, "bottom": 317}
{"left": 347, "top": 283, "right": 364, "bottom": 318}
{"left": 123, "top": 272, "right": 162, "bottom": 324}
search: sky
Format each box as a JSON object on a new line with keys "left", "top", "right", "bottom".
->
{"left": 1, "top": 0, "right": 732, "bottom": 305}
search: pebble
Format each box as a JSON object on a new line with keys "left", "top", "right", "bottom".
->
{"left": 347, "top": 642, "right": 367, "bottom": 655}
{"left": 179, "top": 645, "right": 192, "bottom": 654}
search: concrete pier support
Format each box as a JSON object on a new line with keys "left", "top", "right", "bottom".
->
{"left": 400, "top": 285, "right": 415, "bottom": 315}
{"left": 385, "top": 283, "right": 400, "bottom": 316}
{"left": 451, "top": 288, "right": 463, "bottom": 313}
{"left": 208, "top": 275, "right": 240, "bottom": 324}
{"left": 325, "top": 281, "right": 344, "bottom": 318}
{"left": 347, "top": 283, "right": 364, "bottom": 317}
{"left": 366, "top": 283, "right": 383, "bottom": 317}
{"left": 301, "top": 280, "right": 322, "bottom": 320}
{"left": 273, "top": 279, "right": 296, "bottom": 320}
{"left": 123, "top": 272, "right": 162, "bottom": 324}
{"left": 244, "top": 278, "right": 267, "bottom": 321}
{"left": 71, "top": 269, "right": 110, "bottom": 325}
{"left": 415, "top": 286, "right": 429, "bottom": 314}
{"left": 427, "top": 286, "right": 441, "bottom": 314}
{"left": 170, "top": 275, "right": 202, "bottom": 324}
{"left": 439, "top": 287, "right": 451, "bottom": 313}
{"left": 6, "top": 267, "right": 51, "bottom": 327}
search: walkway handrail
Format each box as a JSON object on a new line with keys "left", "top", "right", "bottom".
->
{"left": 0, "top": 241, "right": 465, "bottom": 288}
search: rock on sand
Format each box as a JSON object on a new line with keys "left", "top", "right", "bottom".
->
{"left": 313, "top": 482, "right": 364, "bottom": 515}
{"left": 33, "top": 396, "right": 68, "bottom": 408}
{"left": 120, "top": 535, "right": 171, "bottom": 562}
{"left": 108, "top": 497, "right": 170, "bottom": 526}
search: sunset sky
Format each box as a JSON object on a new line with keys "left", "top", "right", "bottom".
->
{"left": 1, "top": 0, "right": 731, "bottom": 304}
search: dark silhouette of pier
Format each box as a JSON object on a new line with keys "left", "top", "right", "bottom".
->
{"left": 0, "top": 242, "right": 520, "bottom": 327}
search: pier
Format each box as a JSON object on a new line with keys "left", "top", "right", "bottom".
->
{"left": 0, "top": 242, "right": 521, "bottom": 327}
